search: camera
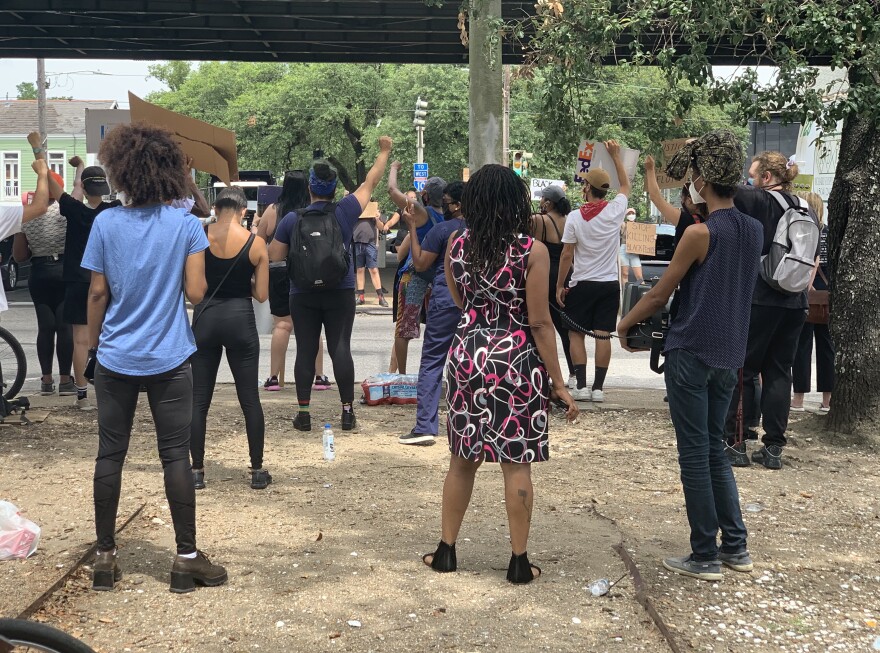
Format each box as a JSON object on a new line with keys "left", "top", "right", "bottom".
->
{"left": 622, "top": 279, "right": 672, "bottom": 374}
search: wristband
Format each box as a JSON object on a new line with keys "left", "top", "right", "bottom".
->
{"left": 32, "top": 147, "right": 45, "bottom": 154}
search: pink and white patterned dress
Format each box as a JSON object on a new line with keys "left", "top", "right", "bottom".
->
{"left": 445, "top": 231, "right": 550, "bottom": 463}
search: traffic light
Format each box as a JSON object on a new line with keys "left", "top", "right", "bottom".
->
{"left": 521, "top": 152, "right": 533, "bottom": 177}
{"left": 413, "top": 97, "right": 428, "bottom": 127}
{"left": 512, "top": 150, "right": 523, "bottom": 176}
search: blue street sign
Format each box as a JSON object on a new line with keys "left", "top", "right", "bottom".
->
{"left": 413, "top": 163, "right": 429, "bottom": 172}
{"left": 413, "top": 171, "right": 428, "bottom": 180}
{"left": 414, "top": 180, "right": 426, "bottom": 191}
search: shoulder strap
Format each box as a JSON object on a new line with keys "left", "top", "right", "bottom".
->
{"left": 193, "top": 233, "right": 255, "bottom": 328}
{"left": 767, "top": 190, "right": 793, "bottom": 213}
{"left": 547, "top": 215, "right": 564, "bottom": 240}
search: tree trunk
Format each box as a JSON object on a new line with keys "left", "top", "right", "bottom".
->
{"left": 825, "top": 103, "right": 880, "bottom": 440}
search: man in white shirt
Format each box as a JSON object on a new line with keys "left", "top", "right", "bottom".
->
{"left": 0, "top": 158, "right": 50, "bottom": 311}
{"left": 556, "top": 140, "right": 631, "bottom": 402}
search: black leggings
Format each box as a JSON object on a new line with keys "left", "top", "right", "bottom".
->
{"left": 94, "top": 362, "right": 196, "bottom": 554}
{"left": 191, "top": 297, "right": 264, "bottom": 470}
{"left": 29, "top": 261, "right": 73, "bottom": 377}
{"left": 290, "top": 289, "right": 356, "bottom": 404}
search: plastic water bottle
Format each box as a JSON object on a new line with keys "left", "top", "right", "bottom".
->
{"left": 589, "top": 579, "right": 611, "bottom": 597}
{"left": 322, "top": 424, "right": 335, "bottom": 461}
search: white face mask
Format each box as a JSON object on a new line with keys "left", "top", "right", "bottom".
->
{"left": 689, "top": 177, "right": 707, "bottom": 206}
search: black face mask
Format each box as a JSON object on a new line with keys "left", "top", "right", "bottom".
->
{"left": 443, "top": 208, "right": 455, "bottom": 220}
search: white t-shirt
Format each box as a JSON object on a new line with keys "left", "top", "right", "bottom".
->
{"left": 562, "top": 193, "right": 628, "bottom": 284}
{"left": 0, "top": 206, "right": 24, "bottom": 311}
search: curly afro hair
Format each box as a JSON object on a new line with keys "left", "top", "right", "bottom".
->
{"left": 98, "top": 121, "right": 189, "bottom": 206}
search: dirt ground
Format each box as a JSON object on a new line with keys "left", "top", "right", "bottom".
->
{"left": 1, "top": 385, "right": 879, "bottom": 653}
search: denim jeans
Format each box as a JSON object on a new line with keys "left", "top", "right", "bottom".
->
{"left": 665, "top": 349, "right": 748, "bottom": 561}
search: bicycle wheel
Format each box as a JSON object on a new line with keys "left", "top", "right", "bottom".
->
{"left": 0, "top": 326, "right": 26, "bottom": 400}
{"left": 0, "top": 619, "right": 96, "bottom": 653}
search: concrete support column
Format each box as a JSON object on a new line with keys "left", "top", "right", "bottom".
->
{"left": 468, "top": 0, "right": 503, "bottom": 171}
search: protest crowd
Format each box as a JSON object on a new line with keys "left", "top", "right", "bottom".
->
{"left": 1, "top": 121, "right": 829, "bottom": 592}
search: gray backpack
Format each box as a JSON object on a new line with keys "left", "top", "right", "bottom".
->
{"left": 760, "top": 191, "right": 819, "bottom": 295}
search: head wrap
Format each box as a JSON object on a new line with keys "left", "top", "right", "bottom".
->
{"left": 664, "top": 130, "right": 745, "bottom": 187}
{"left": 309, "top": 168, "right": 338, "bottom": 197}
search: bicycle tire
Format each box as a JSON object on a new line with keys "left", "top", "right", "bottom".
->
{"left": 0, "top": 619, "right": 96, "bottom": 653}
{"left": 0, "top": 326, "right": 26, "bottom": 400}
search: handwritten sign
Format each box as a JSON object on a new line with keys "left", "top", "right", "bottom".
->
{"left": 573, "top": 140, "right": 639, "bottom": 190}
{"left": 626, "top": 222, "right": 656, "bottom": 256}
{"left": 529, "top": 177, "right": 565, "bottom": 200}
{"left": 656, "top": 138, "right": 693, "bottom": 190}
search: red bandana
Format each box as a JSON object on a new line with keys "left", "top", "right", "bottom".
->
{"left": 579, "top": 200, "right": 609, "bottom": 222}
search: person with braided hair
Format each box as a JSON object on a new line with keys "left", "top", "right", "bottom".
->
{"left": 422, "top": 164, "right": 577, "bottom": 585}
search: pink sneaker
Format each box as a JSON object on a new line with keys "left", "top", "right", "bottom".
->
{"left": 263, "top": 376, "right": 281, "bottom": 391}
{"left": 313, "top": 376, "right": 332, "bottom": 391}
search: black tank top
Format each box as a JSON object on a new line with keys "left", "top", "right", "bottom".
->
{"left": 538, "top": 215, "right": 565, "bottom": 263}
{"left": 205, "top": 233, "right": 256, "bottom": 299}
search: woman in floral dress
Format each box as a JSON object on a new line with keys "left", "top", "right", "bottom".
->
{"left": 422, "top": 164, "right": 578, "bottom": 584}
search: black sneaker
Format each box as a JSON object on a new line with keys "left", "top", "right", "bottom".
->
{"left": 725, "top": 442, "right": 751, "bottom": 467}
{"left": 718, "top": 550, "right": 754, "bottom": 572}
{"left": 192, "top": 469, "right": 206, "bottom": 490}
{"left": 342, "top": 410, "right": 356, "bottom": 431}
{"left": 662, "top": 554, "right": 722, "bottom": 581}
{"left": 250, "top": 468, "right": 272, "bottom": 490}
{"left": 58, "top": 380, "right": 76, "bottom": 396}
{"left": 40, "top": 382, "right": 55, "bottom": 396}
{"left": 355, "top": 295, "right": 365, "bottom": 306}
{"left": 399, "top": 431, "right": 436, "bottom": 446}
{"left": 293, "top": 412, "right": 312, "bottom": 432}
{"left": 752, "top": 445, "right": 783, "bottom": 470}
{"left": 170, "top": 551, "right": 228, "bottom": 593}
{"left": 378, "top": 294, "right": 389, "bottom": 308}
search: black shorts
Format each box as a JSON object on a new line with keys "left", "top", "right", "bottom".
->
{"left": 63, "top": 281, "right": 90, "bottom": 325}
{"left": 269, "top": 264, "right": 291, "bottom": 317}
{"left": 562, "top": 280, "right": 620, "bottom": 333}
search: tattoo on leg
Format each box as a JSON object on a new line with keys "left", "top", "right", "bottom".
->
{"left": 518, "top": 488, "right": 532, "bottom": 525}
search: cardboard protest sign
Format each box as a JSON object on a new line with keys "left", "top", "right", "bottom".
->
{"left": 128, "top": 92, "right": 239, "bottom": 185}
{"left": 360, "top": 201, "right": 380, "bottom": 218}
{"left": 657, "top": 138, "right": 693, "bottom": 190}
{"left": 85, "top": 109, "right": 131, "bottom": 154}
{"left": 626, "top": 222, "right": 656, "bottom": 256}
{"left": 529, "top": 178, "right": 565, "bottom": 201}
{"left": 573, "top": 140, "right": 639, "bottom": 190}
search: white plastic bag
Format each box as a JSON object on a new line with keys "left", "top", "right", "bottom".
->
{"left": 0, "top": 501, "right": 41, "bottom": 560}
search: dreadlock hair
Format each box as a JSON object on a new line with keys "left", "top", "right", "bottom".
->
{"left": 460, "top": 165, "right": 532, "bottom": 276}
{"left": 98, "top": 121, "right": 189, "bottom": 207}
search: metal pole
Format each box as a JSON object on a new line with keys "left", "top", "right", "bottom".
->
{"left": 37, "top": 58, "right": 47, "bottom": 149}
{"left": 502, "top": 64, "right": 510, "bottom": 167}
{"left": 416, "top": 126, "right": 424, "bottom": 165}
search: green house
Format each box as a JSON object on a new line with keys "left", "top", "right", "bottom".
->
{"left": 0, "top": 99, "right": 117, "bottom": 204}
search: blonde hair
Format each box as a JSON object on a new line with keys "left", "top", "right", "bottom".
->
{"left": 753, "top": 151, "right": 799, "bottom": 191}
{"left": 797, "top": 191, "right": 825, "bottom": 227}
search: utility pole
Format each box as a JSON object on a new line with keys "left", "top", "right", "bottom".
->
{"left": 413, "top": 97, "right": 428, "bottom": 164}
{"left": 502, "top": 65, "right": 511, "bottom": 167}
{"left": 37, "top": 59, "right": 47, "bottom": 149}
{"left": 467, "top": 0, "right": 503, "bottom": 169}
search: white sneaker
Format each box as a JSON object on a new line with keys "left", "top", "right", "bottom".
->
{"left": 567, "top": 374, "right": 577, "bottom": 390}
{"left": 591, "top": 389, "right": 605, "bottom": 403}
{"left": 570, "top": 387, "right": 592, "bottom": 402}
{"left": 76, "top": 396, "right": 96, "bottom": 411}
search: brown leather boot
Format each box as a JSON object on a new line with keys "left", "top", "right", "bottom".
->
{"left": 92, "top": 549, "right": 122, "bottom": 591}
{"left": 170, "top": 551, "right": 228, "bottom": 593}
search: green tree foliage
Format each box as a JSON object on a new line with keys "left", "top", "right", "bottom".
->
{"left": 148, "top": 61, "right": 737, "bottom": 214}
{"left": 15, "top": 82, "right": 37, "bottom": 100}
{"left": 516, "top": 0, "right": 879, "bottom": 437}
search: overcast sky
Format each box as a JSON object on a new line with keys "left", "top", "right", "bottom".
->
{"left": 1, "top": 58, "right": 776, "bottom": 108}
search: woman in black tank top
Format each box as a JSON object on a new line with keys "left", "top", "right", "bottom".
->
{"left": 190, "top": 188, "right": 271, "bottom": 491}
{"left": 531, "top": 186, "right": 575, "bottom": 385}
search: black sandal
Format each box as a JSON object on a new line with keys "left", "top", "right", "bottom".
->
{"left": 422, "top": 540, "right": 457, "bottom": 572}
{"left": 506, "top": 551, "right": 541, "bottom": 584}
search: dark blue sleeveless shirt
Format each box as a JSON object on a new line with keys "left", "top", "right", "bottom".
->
{"left": 664, "top": 208, "right": 763, "bottom": 369}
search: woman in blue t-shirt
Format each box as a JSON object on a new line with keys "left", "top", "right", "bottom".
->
{"left": 82, "top": 122, "right": 227, "bottom": 594}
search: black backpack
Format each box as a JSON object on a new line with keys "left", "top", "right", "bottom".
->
{"left": 287, "top": 203, "right": 350, "bottom": 291}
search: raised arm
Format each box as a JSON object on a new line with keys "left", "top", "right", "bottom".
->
{"left": 352, "top": 136, "right": 393, "bottom": 211}
{"left": 69, "top": 156, "right": 85, "bottom": 202}
{"left": 644, "top": 155, "right": 682, "bottom": 225}
{"left": 23, "top": 159, "right": 50, "bottom": 222}
{"left": 605, "top": 139, "right": 631, "bottom": 198}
